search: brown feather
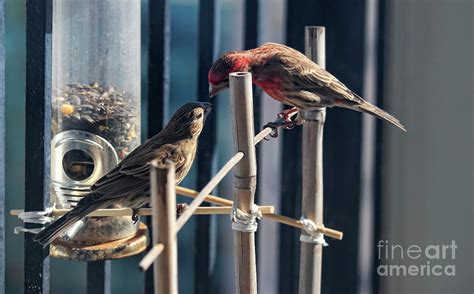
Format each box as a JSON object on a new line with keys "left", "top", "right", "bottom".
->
{"left": 33, "top": 102, "right": 211, "bottom": 245}
{"left": 210, "top": 42, "right": 406, "bottom": 131}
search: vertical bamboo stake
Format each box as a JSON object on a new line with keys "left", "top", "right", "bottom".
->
{"left": 298, "top": 26, "right": 326, "bottom": 294}
{"left": 229, "top": 72, "right": 258, "bottom": 294}
{"left": 150, "top": 160, "right": 178, "bottom": 294}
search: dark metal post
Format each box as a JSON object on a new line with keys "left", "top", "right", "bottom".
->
{"left": 144, "top": 0, "right": 171, "bottom": 293}
{"left": 194, "top": 1, "right": 217, "bottom": 293}
{"left": 244, "top": 0, "right": 260, "bottom": 133}
{"left": 0, "top": 0, "right": 5, "bottom": 290}
{"left": 25, "top": 0, "right": 52, "bottom": 293}
{"left": 278, "top": 3, "right": 305, "bottom": 293}
{"left": 147, "top": 0, "right": 170, "bottom": 136}
{"left": 244, "top": 0, "right": 259, "bottom": 50}
{"left": 87, "top": 262, "right": 111, "bottom": 294}
{"left": 372, "top": 0, "right": 388, "bottom": 292}
{"left": 315, "top": 2, "right": 366, "bottom": 293}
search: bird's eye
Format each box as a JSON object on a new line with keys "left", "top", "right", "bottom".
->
{"left": 196, "top": 113, "right": 203, "bottom": 119}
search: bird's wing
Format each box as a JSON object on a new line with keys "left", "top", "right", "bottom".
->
{"left": 263, "top": 43, "right": 359, "bottom": 103}
{"left": 89, "top": 143, "right": 185, "bottom": 201}
{"left": 284, "top": 56, "right": 357, "bottom": 102}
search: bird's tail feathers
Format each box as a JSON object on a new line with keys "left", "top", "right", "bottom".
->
{"left": 33, "top": 200, "right": 107, "bottom": 246}
{"left": 345, "top": 97, "right": 406, "bottom": 131}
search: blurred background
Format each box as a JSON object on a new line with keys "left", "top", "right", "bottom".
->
{"left": 1, "top": 0, "right": 473, "bottom": 293}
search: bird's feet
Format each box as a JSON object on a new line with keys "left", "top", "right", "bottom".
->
{"left": 176, "top": 203, "right": 188, "bottom": 217}
{"left": 277, "top": 107, "right": 298, "bottom": 123}
{"left": 262, "top": 107, "right": 299, "bottom": 137}
{"left": 131, "top": 208, "right": 139, "bottom": 224}
{"left": 263, "top": 119, "right": 296, "bottom": 138}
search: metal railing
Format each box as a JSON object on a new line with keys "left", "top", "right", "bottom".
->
{"left": 1, "top": 0, "right": 381, "bottom": 293}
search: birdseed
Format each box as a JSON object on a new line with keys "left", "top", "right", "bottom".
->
{"left": 52, "top": 82, "right": 140, "bottom": 160}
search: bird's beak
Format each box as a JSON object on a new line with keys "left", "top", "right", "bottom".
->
{"left": 199, "top": 102, "right": 213, "bottom": 119}
{"left": 209, "top": 84, "right": 224, "bottom": 98}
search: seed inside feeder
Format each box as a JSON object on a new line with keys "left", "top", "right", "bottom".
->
{"left": 60, "top": 103, "right": 75, "bottom": 115}
{"left": 52, "top": 82, "right": 140, "bottom": 160}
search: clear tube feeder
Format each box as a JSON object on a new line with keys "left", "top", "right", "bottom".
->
{"left": 50, "top": 0, "right": 146, "bottom": 261}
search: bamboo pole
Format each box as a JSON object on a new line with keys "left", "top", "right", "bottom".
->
{"left": 139, "top": 244, "right": 165, "bottom": 272}
{"left": 150, "top": 160, "right": 178, "bottom": 294}
{"left": 176, "top": 186, "right": 233, "bottom": 206}
{"left": 229, "top": 72, "right": 258, "bottom": 294}
{"left": 298, "top": 26, "right": 326, "bottom": 294}
{"left": 10, "top": 206, "right": 275, "bottom": 217}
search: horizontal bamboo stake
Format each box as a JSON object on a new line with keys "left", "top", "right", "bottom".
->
{"left": 10, "top": 205, "right": 274, "bottom": 218}
{"left": 194, "top": 206, "right": 274, "bottom": 215}
{"left": 11, "top": 198, "right": 342, "bottom": 239}
{"left": 11, "top": 189, "right": 342, "bottom": 240}
{"left": 176, "top": 186, "right": 233, "bottom": 206}
{"left": 254, "top": 112, "right": 298, "bottom": 144}
{"left": 176, "top": 186, "right": 342, "bottom": 240}
{"left": 254, "top": 126, "right": 274, "bottom": 145}
{"left": 139, "top": 243, "right": 165, "bottom": 272}
{"left": 10, "top": 207, "right": 341, "bottom": 239}
{"left": 262, "top": 214, "right": 342, "bottom": 240}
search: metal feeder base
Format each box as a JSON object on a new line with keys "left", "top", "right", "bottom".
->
{"left": 50, "top": 222, "right": 148, "bottom": 261}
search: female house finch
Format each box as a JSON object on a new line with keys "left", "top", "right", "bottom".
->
{"left": 34, "top": 102, "right": 212, "bottom": 246}
{"left": 208, "top": 42, "right": 406, "bottom": 132}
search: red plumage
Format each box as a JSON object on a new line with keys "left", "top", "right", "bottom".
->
{"left": 208, "top": 42, "right": 406, "bottom": 131}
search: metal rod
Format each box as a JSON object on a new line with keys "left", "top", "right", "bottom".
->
{"left": 151, "top": 161, "right": 178, "bottom": 294}
{"left": 24, "top": 0, "right": 52, "bottom": 292}
{"left": 0, "top": 0, "right": 4, "bottom": 288}
{"left": 358, "top": 0, "right": 380, "bottom": 292}
{"left": 195, "top": 0, "right": 218, "bottom": 292}
{"left": 145, "top": 0, "right": 170, "bottom": 292}
{"left": 229, "top": 72, "right": 258, "bottom": 294}
{"left": 278, "top": 21, "right": 303, "bottom": 294}
{"left": 147, "top": 0, "right": 170, "bottom": 136}
{"left": 87, "top": 261, "right": 111, "bottom": 294}
{"left": 298, "top": 26, "right": 326, "bottom": 294}
{"left": 244, "top": 0, "right": 259, "bottom": 51}
{"left": 372, "top": 1, "right": 388, "bottom": 292}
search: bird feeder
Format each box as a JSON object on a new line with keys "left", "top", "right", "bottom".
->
{"left": 49, "top": 0, "right": 146, "bottom": 261}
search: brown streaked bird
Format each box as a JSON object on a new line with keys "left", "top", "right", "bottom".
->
{"left": 34, "top": 102, "right": 212, "bottom": 246}
{"left": 208, "top": 42, "right": 406, "bottom": 132}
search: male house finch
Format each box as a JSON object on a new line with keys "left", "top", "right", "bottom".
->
{"left": 34, "top": 102, "right": 212, "bottom": 246}
{"left": 208, "top": 42, "right": 406, "bottom": 132}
